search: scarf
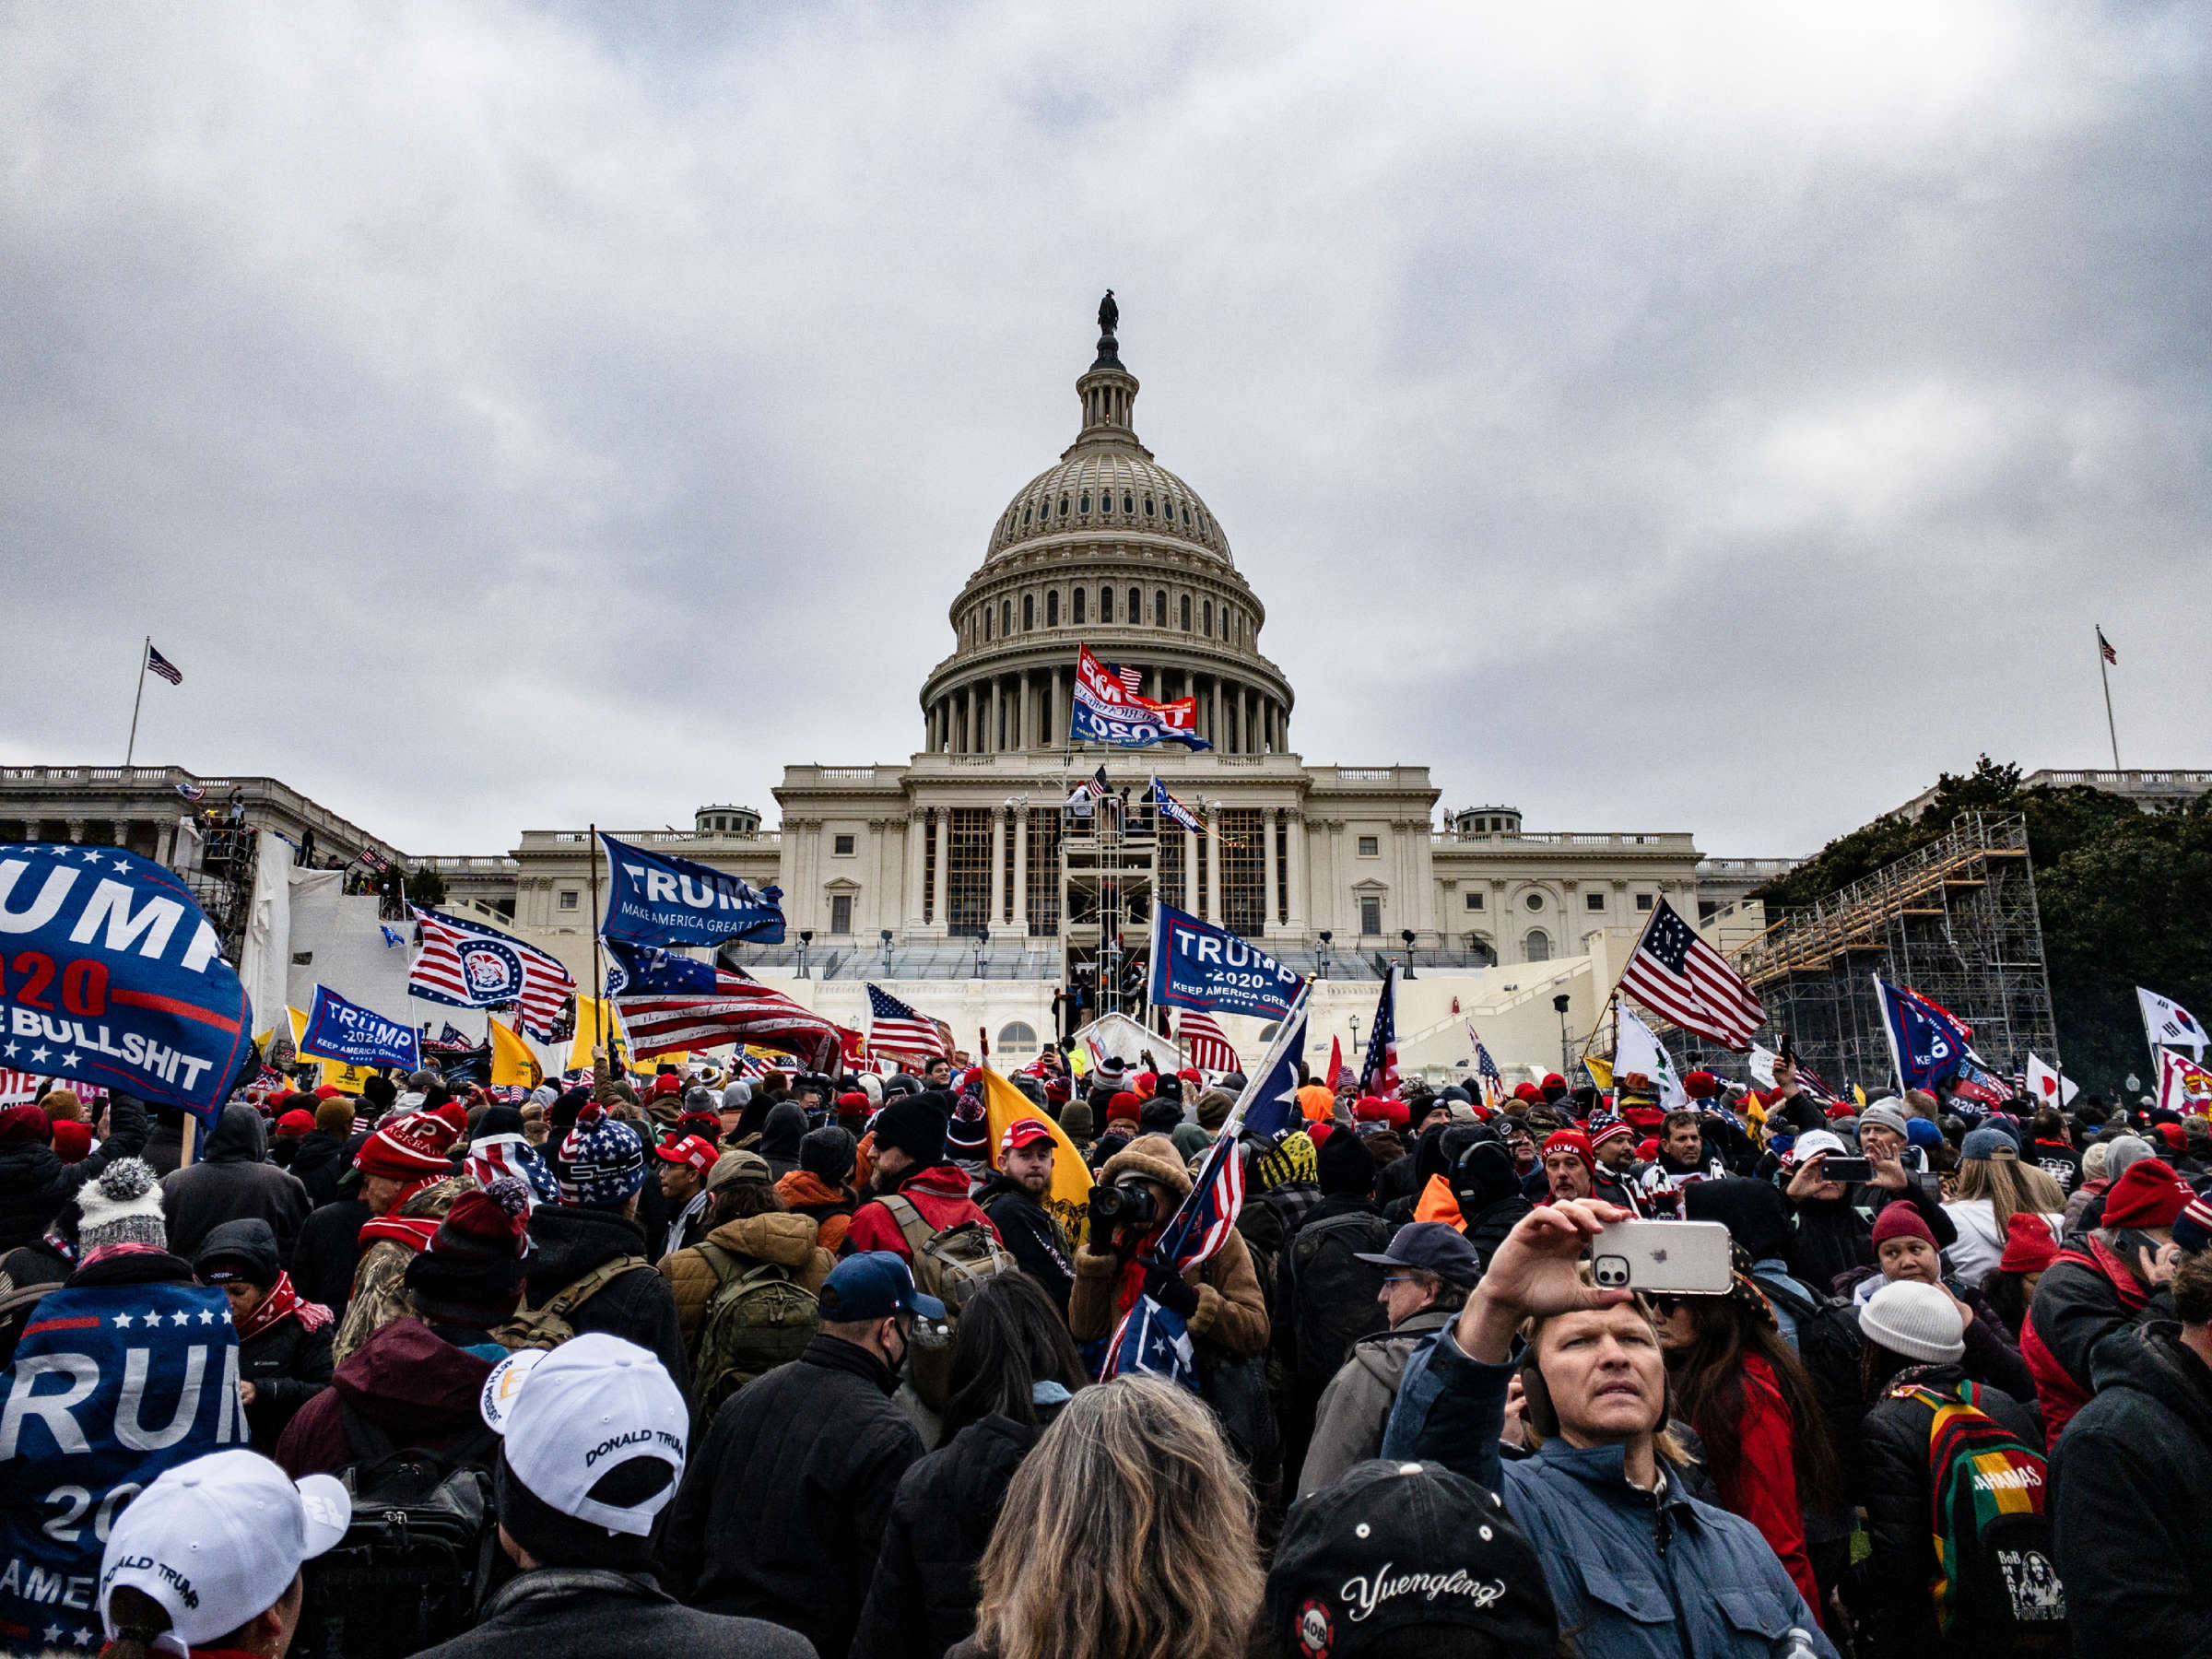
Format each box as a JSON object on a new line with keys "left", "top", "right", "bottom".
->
{"left": 358, "top": 1215, "right": 441, "bottom": 1253}
{"left": 237, "top": 1271, "right": 334, "bottom": 1341}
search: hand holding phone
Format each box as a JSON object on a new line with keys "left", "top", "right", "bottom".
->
{"left": 1590, "top": 1219, "right": 1734, "bottom": 1296}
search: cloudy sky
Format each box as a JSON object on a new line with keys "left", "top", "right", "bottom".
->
{"left": 4, "top": 2, "right": 2205, "bottom": 858}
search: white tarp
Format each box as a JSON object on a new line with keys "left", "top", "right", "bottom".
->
{"left": 1069, "top": 1010, "right": 1184, "bottom": 1077}
{"left": 235, "top": 841, "right": 291, "bottom": 1040}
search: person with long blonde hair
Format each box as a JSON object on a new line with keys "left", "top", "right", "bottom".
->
{"left": 958, "top": 1376, "right": 1264, "bottom": 1659}
{"left": 1943, "top": 1128, "right": 2066, "bottom": 1282}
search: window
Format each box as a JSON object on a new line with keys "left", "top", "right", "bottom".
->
{"left": 1128, "top": 586, "right": 1140, "bottom": 622}
{"left": 1023, "top": 504, "right": 1032, "bottom": 524}
{"left": 1636, "top": 892, "right": 1654, "bottom": 912}
{"left": 830, "top": 894, "right": 853, "bottom": 935}
{"left": 1100, "top": 586, "right": 1113, "bottom": 622}
{"left": 1525, "top": 890, "right": 1546, "bottom": 912}
{"left": 1359, "top": 896, "right": 1382, "bottom": 935}
{"left": 1122, "top": 493, "right": 1133, "bottom": 513}
{"left": 1525, "top": 930, "right": 1550, "bottom": 962}
{"left": 1145, "top": 496, "right": 1156, "bottom": 517}
{"left": 983, "top": 608, "right": 992, "bottom": 641}
{"left": 1180, "top": 594, "right": 1192, "bottom": 630}
{"left": 996, "top": 1021, "right": 1040, "bottom": 1058}
{"left": 1586, "top": 891, "right": 1606, "bottom": 912}
{"left": 1357, "top": 835, "right": 1380, "bottom": 857}
{"left": 1046, "top": 590, "right": 1060, "bottom": 627}
{"left": 1465, "top": 891, "right": 1484, "bottom": 912}
{"left": 1154, "top": 590, "right": 1168, "bottom": 626}
{"left": 1058, "top": 496, "right": 1069, "bottom": 517}
{"left": 1079, "top": 493, "right": 1089, "bottom": 514}
{"left": 1073, "top": 587, "right": 1086, "bottom": 625}
{"left": 833, "top": 834, "right": 855, "bottom": 856}
{"left": 1204, "top": 599, "right": 1213, "bottom": 636}
{"left": 558, "top": 890, "right": 579, "bottom": 911}
{"left": 1002, "top": 599, "right": 1011, "bottom": 636}
{"left": 1022, "top": 594, "right": 1034, "bottom": 630}
{"left": 1219, "top": 808, "right": 1265, "bottom": 935}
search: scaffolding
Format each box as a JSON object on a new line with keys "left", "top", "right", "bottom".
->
{"left": 1061, "top": 791, "right": 1159, "bottom": 1022}
{"left": 1669, "top": 813, "right": 2059, "bottom": 1092}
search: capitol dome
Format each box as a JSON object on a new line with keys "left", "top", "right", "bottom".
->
{"left": 919, "top": 300, "right": 1294, "bottom": 758}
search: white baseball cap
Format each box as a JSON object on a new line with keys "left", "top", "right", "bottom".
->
{"left": 1791, "top": 1129, "right": 1846, "bottom": 1166}
{"left": 100, "top": 1451, "right": 348, "bottom": 1650}
{"left": 478, "top": 1332, "right": 688, "bottom": 1536}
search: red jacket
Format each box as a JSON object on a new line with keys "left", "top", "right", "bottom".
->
{"left": 843, "top": 1162, "right": 1002, "bottom": 1261}
{"left": 1713, "top": 1350, "right": 1823, "bottom": 1629}
{"left": 274, "top": 1316, "right": 493, "bottom": 1477}
{"left": 2023, "top": 1236, "right": 2150, "bottom": 1450}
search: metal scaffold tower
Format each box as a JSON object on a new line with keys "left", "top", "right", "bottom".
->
{"left": 1061, "top": 786, "right": 1159, "bottom": 1023}
{"left": 1687, "top": 812, "right": 2060, "bottom": 1092}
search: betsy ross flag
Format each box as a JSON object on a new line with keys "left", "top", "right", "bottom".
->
{"left": 1618, "top": 898, "right": 1765, "bottom": 1053}
{"left": 408, "top": 906, "right": 576, "bottom": 1041}
{"left": 1358, "top": 965, "right": 1400, "bottom": 1096}
{"left": 1177, "top": 1008, "right": 1238, "bottom": 1074}
{"left": 865, "top": 983, "right": 950, "bottom": 1061}
{"left": 2099, "top": 627, "right": 2117, "bottom": 665}
{"left": 609, "top": 943, "right": 841, "bottom": 1069}
{"left": 146, "top": 643, "right": 182, "bottom": 685}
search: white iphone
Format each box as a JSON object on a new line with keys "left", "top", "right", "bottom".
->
{"left": 1590, "top": 1219, "right": 1734, "bottom": 1296}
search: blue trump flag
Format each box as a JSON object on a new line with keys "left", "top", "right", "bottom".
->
{"left": 0, "top": 843, "right": 253, "bottom": 1129}
{"left": 1872, "top": 974, "right": 1971, "bottom": 1093}
{"left": 0, "top": 1279, "right": 244, "bottom": 1648}
{"left": 300, "top": 983, "right": 420, "bottom": 1071}
{"left": 599, "top": 832, "right": 786, "bottom": 948}
{"left": 1147, "top": 903, "right": 1301, "bottom": 1020}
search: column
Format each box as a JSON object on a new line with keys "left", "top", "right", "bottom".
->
{"left": 1183, "top": 827, "right": 1199, "bottom": 913}
{"left": 1049, "top": 667, "right": 1063, "bottom": 748}
{"left": 1013, "top": 672, "right": 1028, "bottom": 751}
{"left": 932, "top": 808, "right": 950, "bottom": 932}
{"left": 113, "top": 819, "right": 133, "bottom": 854}
{"left": 905, "top": 810, "right": 929, "bottom": 930}
{"left": 997, "top": 680, "right": 1010, "bottom": 753}
{"left": 1210, "top": 679, "right": 1223, "bottom": 749}
{"left": 1260, "top": 806, "right": 1277, "bottom": 936}
{"left": 988, "top": 806, "right": 1006, "bottom": 926}
{"left": 1287, "top": 812, "right": 1308, "bottom": 932}
{"left": 1279, "top": 703, "right": 1290, "bottom": 751}
{"left": 966, "top": 686, "right": 979, "bottom": 755}
{"left": 1205, "top": 805, "right": 1223, "bottom": 923}
{"left": 1236, "top": 686, "right": 1249, "bottom": 756}
{"left": 1011, "top": 807, "right": 1030, "bottom": 933}
{"left": 66, "top": 819, "right": 85, "bottom": 843}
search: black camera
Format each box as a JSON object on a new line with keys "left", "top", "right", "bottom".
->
{"left": 1088, "top": 1178, "right": 1160, "bottom": 1231}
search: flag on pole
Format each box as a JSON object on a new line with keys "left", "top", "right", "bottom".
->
{"left": 407, "top": 906, "right": 577, "bottom": 1041}
{"left": 1177, "top": 1008, "right": 1239, "bottom": 1074}
{"left": 379, "top": 924, "right": 406, "bottom": 948}
{"left": 2025, "top": 1053, "right": 2077, "bottom": 1108}
{"left": 146, "top": 643, "right": 182, "bottom": 685}
{"left": 1872, "top": 975, "right": 1973, "bottom": 1093}
{"left": 1615, "top": 1006, "right": 1685, "bottom": 1111}
{"left": 2099, "top": 628, "right": 2118, "bottom": 665}
{"left": 489, "top": 1018, "right": 544, "bottom": 1088}
{"left": 1470, "top": 1022, "right": 1501, "bottom": 1104}
{"left": 1110, "top": 664, "right": 1145, "bottom": 696}
{"left": 1324, "top": 1035, "right": 1344, "bottom": 1092}
{"left": 980, "top": 1065, "right": 1094, "bottom": 1248}
{"left": 2138, "top": 986, "right": 2206, "bottom": 1055}
{"left": 1076, "top": 766, "right": 1110, "bottom": 801}
{"left": 1150, "top": 777, "right": 1202, "bottom": 834}
{"left": 1617, "top": 897, "right": 1765, "bottom": 1051}
{"left": 2157, "top": 1049, "right": 2212, "bottom": 1114}
{"left": 606, "top": 945, "right": 841, "bottom": 1069}
{"left": 1358, "top": 966, "right": 1399, "bottom": 1096}
{"left": 865, "top": 983, "right": 951, "bottom": 1061}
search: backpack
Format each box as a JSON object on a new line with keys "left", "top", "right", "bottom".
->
{"left": 1756, "top": 1273, "right": 1869, "bottom": 1459}
{"left": 688, "top": 1241, "right": 819, "bottom": 1419}
{"left": 291, "top": 1406, "right": 501, "bottom": 1659}
{"left": 878, "top": 1192, "right": 1020, "bottom": 1410}
{"left": 1283, "top": 1209, "right": 1393, "bottom": 1395}
{"left": 491, "top": 1254, "right": 651, "bottom": 1352}
{"left": 1898, "top": 1381, "right": 2067, "bottom": 1649}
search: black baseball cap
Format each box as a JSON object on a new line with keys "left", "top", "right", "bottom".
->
{"left": 1268, "top": 1461, "right": 1556, "bottom": 1659}
{"left": 1354, "top": 1221, "right": 1482, "bottom": 1288}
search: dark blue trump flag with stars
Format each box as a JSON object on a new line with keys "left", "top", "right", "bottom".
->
{"left": 0, "top": 1280, "right": 243, "bottom": 1650}
{"left": 598, "top": 832, "right": 786, "bottom": 947}
{"left": 0, "top": 843, "right": 253, "bottom": 1131}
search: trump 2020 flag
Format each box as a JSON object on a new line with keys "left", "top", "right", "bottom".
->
{"left": 1071, "top": 646, "right": 1210, "bottom": 750}
{"left": 0, "top": 843, "right": 253, "bottom": 1128}
{"left": 600, "top": 832, "right": 786, "bottom": 947}
{"left": 300, "top": 983, "right": 420, "bottom": 1072}
{"left": 1873, "top": 975, "right": 1971, "bottom": 1093}
{"left": 1147, "top": 902, "right": 1302, "bottom": 1020}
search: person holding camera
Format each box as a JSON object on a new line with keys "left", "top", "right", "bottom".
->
{"left": 1381, "top": 1198, "right": 1837, "bottom": 1658}
{"left": 1067, "top": 1134, "right": 1268, "bottom": 1361}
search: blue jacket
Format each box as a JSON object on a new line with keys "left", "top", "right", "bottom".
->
{"left": 1382, "top": 1326, "right": 1836, "bottom": 1659}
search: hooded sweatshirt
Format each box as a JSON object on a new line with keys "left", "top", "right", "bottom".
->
{"left": 159, "top": 1104, "right": 312, "bottom": 1261}
{"left": 275, "top": 1314, "right": 493, "bottom": 1477}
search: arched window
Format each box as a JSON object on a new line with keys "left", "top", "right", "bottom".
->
{"left": 1123, "top": 493, "right": 1134, "bottom": 514}
{"left": 1129, "top": 587, "right": 1141, "bottom": 622}
{"left": 1058, "top": 496, "right": 1069, "bottom": 517}
{"left": 1002, "top": 599, "right": 1011, "bottom": 636}
{"left": 1100, "top": 586, "right": 1114, "bottom": 622}
{"left": 1072, "top": 587, "right": 1086, "bottom": 625}
{"left": 1145, "top": 496, "right": 1156, "bottom": 518}
{"left": 1154, "top": 590, "right": 1168, "bottom": 627}
{"left": 1078, "top": 493, "right": 1089, "bottom": 514}
{"left": 983, "top": 608, "right": 992, "bottom": 641}
{"left": 1203, "top": 599, "right": 1213, "bottom": 636}
{"left": 1022, "top": 504, "right": 1032, "bottom": 524}
{"left": 1022, "top": 594, "right": 1034, "bottom": 631}
{"left": 996, "top": 1021, "right": 1040, "bottom": 1058}
{"left": 1046, "top": 590, "right": 1060, "bottom": 627}
{"left": 1180, "top": 594, "right": 1192, "bottom": 631}
{"left": 1525, "top": 930, "right": 1550, "bottom": 962}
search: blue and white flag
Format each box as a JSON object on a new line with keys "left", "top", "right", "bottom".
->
{"left": 300, "top": 983, "right": 420, "bottom": 1072}
{"left": 599, "top": 832, "right": 786, "bottom": 947}
{"left": 1872, "top": 975, "right": 1971, "bottom": 1093}
{"left": 380, "top": 924, "right": 406, "bottom": 948}
{"left": 1105, "top": 1295, "right": 1196, "bottom": 1389}
{"left": 1147, "top": 902, "right": 1301, "bottom": 1020}
{"left": 1150, "top": 778, "right": 1202, "bottom": 835}
{"left": 0, "top": 843, "right": 253, "bottom": 1128}
{"left": 0, "top": 1280, "right": 245, "bottom": 1649}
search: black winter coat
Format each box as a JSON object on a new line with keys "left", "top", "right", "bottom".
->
{"left": 288, "top": 1129, "right": 350, "bottom": 1207}
{"left": 194, "top": 1218, "right": 335, "bottom": 1452}
{"left": 289, "top": 1197, "right": 370, "bottom": 1313}
{"left": 1462, "top": 1191, "right": 1533, "bottom": 1272}
{"left": 159, "top": 1105, "right": 310, "bottom": 1261}
{"left": 659, "top": 1334, "right": 925, "bottom": 1659}
{"left": 524, "top": 1204, "right": 690, "bottom": 1391}
{"left": 977, "top": 1173, "right": 1076, "bottom": 1316}
{"left": 2051, "top": 1322, "right": 2212, "bottom": 1659}
{"left": 850, "top": 1409, "right": 1058, "bottom": 1659}
{"left": 1854, "top": 1363, "right": 2041, "bottom": 1655}
{"left": 1788, "top": 1180, "right": 1956, "bottom": 1297}
{"left": 0, "top": 1091, "right": 147, "bottom": 1252}
{"left": 413, "top": 1568, "right": 813, "bottom": 1659}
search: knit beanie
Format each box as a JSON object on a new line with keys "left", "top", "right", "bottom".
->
{"left": 1542, "top": 1130, "right": 1595, "bottom": 1176}
{"left": 39, "top": 1090, "right": 83, "bottom": 1124}
{"left": 873, "top": 1095, "right": 950, "bottom": 1167}
{"left": 944, "top": 1107, "right": 991, "bottom": 1167}
{"left": 1195, "top": 1089, "right": 1235, "bottom": 1133}
{"left": 556, "top": 1104, "right": 648, "bottom": 1207}
{"left": 1106, "top": 1092, "right": 1142, "bottom": 1126}
{"left": 75, "top": 1158, "right": 166, "bottom": 1253}
{"left": 2102, "top": 1135, "right": 2156, "bottom": 1182}
{"left": 1297, "top": 1085, "right": 1334, "bottom": 1124}
{"left": 1251, "top": 1130, "right": 1319, "bottom": 1193}
{"left": 1858, "top": 1100, "right": 1912, "bottom": 1142}
{"left": 2102, "top": 1158, "right": 2194, "bottom": 1230}
{"left": 1999, "top": 1211, "right": 2061, "bottom": 1274}
{"left": 314, "top": 1098, "right": 357, "bottom": 1136}
{"left": 1316, "top": 1126, "right": 1377, "bottom": 1197}
{"left": 1870, "top": 1203, "right": 1940, "bottom": 1253}
{"left": 1059, "top": 1100, "right": 1094, "bottom": 1141}
{"left": 1860, "top": 1279, "right": 1966, "bottom": 1365}
{"left": 1138, "top": 1099, "right": 1182, "bottom": 1137}
{"left": 0, "top": 1104, "right": 49, "bottom": 1144}
{"left": 2171, "top": 1194, "right": 2212, "bottom": 1257}
{"left": 799, "top": 1126, "right": 856, "bottom": 1184}
{"left": 405, "top": 1179, "right": 530, "bottom": 1326}
{"left": 50, "top": 1120, "right": 92, "bottom": 1164}
{"left": 356, "top": 1100, "right": 467, "bottom": 1179}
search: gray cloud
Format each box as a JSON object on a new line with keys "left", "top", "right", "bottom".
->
{"left": 2, "top": 1, "right": 2205, "bottom": 857}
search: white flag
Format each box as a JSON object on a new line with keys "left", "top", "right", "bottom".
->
{"left": 1615, "top": 1006, "right": 1686, "bottom": 1112}
{"left": 1747, "top": 1043, "right": 1781, "bottom": 1090}
{"left": 2024, "top": 1053, "right": 2077, "bottom": 1108}
{"left": 2138, "top": 986, "right": 2207, "bottom": 1055}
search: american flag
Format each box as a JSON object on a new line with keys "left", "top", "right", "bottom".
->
{"left": 1470, "top": 1021, "right": 1501, "bottom": 1100}
{"left": 865, "top": 983, "right": 949, "bottom": 1061}
{"left": 1075, "top": 765, "right": 1110, "bottom": 801}
{"left": 1110, "top": 663, "right": 1145, "bottom": 696}
{"left": 146, "top": 642, "right": 182, "bottom": 685}
{"left": 1358, "top": 965, "right": 1400, "bottom": 1096}
{"left": 2099, "top": 627, "right": 2117, "bottom": 665}
{"left": 1178, "top": 1008, "right": 1238, "bottom": 1074}
{"left": 1618, "top": 898, "right": 1765, "bottom": 1053}
{"left": 407, "top": 906, "right": 577, "bottom": 1041}
{"left": 617, "top": 958, "right": 841, "bottom": 1069}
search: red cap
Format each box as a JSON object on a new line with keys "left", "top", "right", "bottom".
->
{"left": 313, "top": 1085, "right": 341, "bottom": 1100}
{"left": 2158, "top": 1122, "right": 2188, "bottom": 1152}
{"left": 1998, "top": 1211, "right": 2060, "bottom": 1275}
{"left": 1512, "top": 1082, "right": 1543, "bottom": 1104}
{"left": 656, "top": 1134, "right": 719, "bottom": 1173}
{"left": 1683, "top": 1071, "right": 1719, "bottom": 1099}
{"left": 998, "top": 1116, "right": 1057, "bottom": 1157}
{"left": 1106, "top": 1092, "right": 1142, "bottom": 1124}
{"left": 1354, "top": 1096, "right": 1391, "bottom": 1122}
{"left": 50, "top": 1119, "right": 92, "bottom": 1163}
{"left": 1635, "top": 1137, "right": 1660, "bottom": 1161}
{"left": 276, "top": 1109, "right": 315, "bottom": 1135}
{"left": 1542, "top": 1130, "right": 1595, "bottom": 1173}
{"left": 649, "top": 1074, "right": 685, "bottom": 1098}
{"left": 2103, "top": 1159, "right": 2195, "bottom": 1230}
{"left": 1541, "top": 1073, "right": 1566, "bottom": 1090}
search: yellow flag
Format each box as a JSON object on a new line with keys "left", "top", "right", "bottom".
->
{"left": 1583, "top": 1055, "right": 1614, "bottom": 1090}
{"left": 319, "top": 1058, "right": 378, "bottom": 1092}
{"left": 981, "top": 1066, "right": 1094, "bottom": 1251}
{"left": 1853, "top": 1084, "right": 1868, "bottom": 1109}
{"left": 491, "top": 1018, "right": 544, "bottom": 1088}
{"left": 567, "top": 996, "right": 622, "bottom": 1072}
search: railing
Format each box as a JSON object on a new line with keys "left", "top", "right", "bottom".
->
{"left": 1436, "top": 830, "right": 1698, "bottom": 851}
{"left": 2035, "top": 770, "right": 2212, "bottom": 786}
{"left": 1, "top": 766, "right": 401, "bottom": 861}
{"left": 533, "top": 829, "right": 782, "bottom": 847}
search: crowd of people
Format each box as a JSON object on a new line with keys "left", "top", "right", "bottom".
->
{"left": 4, "top": 1037, "right": 2209, "bottom": 1659}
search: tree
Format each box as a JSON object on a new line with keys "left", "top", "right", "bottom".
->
{"left": 404, "top": 863, "right": 447, "bottom": 907}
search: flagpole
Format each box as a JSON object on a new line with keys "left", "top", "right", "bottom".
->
{"left": 1873, "top": 972, "right": 1907, "bottom": 1095}
{"left": 589, "top": 821, "right": 605, "bottom": 1068}
{"left": 124, "top": 636, "right": 150, "bottom": 766}
{"left": 2097, "top": 626, "right": 2121, "bottom": 771}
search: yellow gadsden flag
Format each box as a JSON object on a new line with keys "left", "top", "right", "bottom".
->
{"left": 566, "top": 996, "right": 623, "bottom": 1072}
{"left": 981, "top": 1065, "right": 1094, "bottom": 1252}
{"left": 490, "top": 1018, "right": 544, "bottom": 1088}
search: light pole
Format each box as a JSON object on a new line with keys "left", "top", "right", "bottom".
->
{"left": 879, "top": 928, "right": 894, "bottom": 976}
{"left": 975, "top": 924, "right": 991, "bottom": 981}
{"left": 1316, "top": 930, "right": 1332, "bottom": 981}
{"left": 1553, "top": 993, "right": 1573, "bottom": 1080}
{"left": 1349, "top": 1013, "right": 1362, "bottom": 1064}
{"left": 1400, "top": 928, "right": 1418, "bottom": 980}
